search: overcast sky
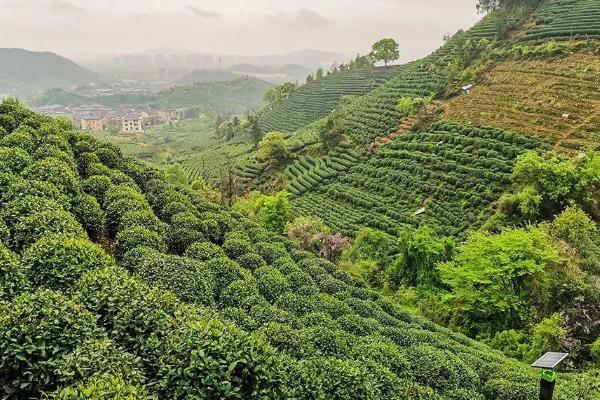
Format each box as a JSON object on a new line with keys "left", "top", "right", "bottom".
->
{"left": 0, "top": 0, "right": 481, "bottom": 61}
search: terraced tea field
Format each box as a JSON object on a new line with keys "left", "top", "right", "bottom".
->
{"left": 259, "top": 67, "right": 400, "bottom": 134}
{"left": 292, "top": 122, "right": 551, "bottom": 237}
{"left": 443, "top": 53, "right": 600, "bottom": 151}
{"left": 520, "top": 0, "right": 600, "bottom": 42}
{"left": 285, "top": 145, "right": 363, "bottom": 196}
{"left": 337, "top": 11, "right": 526, "bottom": 146}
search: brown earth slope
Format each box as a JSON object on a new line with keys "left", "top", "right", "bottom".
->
{"left": 443, "top": 53, "right": 600, "bottom": 152}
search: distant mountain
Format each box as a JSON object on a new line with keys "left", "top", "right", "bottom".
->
{"left": 0, "top": 48, "right": 97, "bottom": 97}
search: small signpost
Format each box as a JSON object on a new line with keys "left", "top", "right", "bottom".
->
{"left": 531, "top": 352, "right": 568, "bottom": 400}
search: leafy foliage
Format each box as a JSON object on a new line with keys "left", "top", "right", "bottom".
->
{"left": 438, "top": 227, "right": 561, "bottom": 336}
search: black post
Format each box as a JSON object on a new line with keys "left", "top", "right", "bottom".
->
{"left": 539, "top": 370, "right": 556, "bottom": 400}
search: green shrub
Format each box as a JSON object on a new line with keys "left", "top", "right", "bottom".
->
{"left": 185, "top": 241, "right": 226, "bottom": 261}
{"left": 283, "top": 356, "right": 377, "bottom": 399}
{"left": 82, "top": 175, "right": 112, "bottom": 204}
{"left": 0, "top": 289, "right": 105, "bottom": 397}
{"left": 72, "top": 266, "right": 188, "bottom": 356}
{"left": 220, "top": 279, "right": 263, "bottom": 310}
{"left": 223, "top": 238, "right": 255, "bottom": 259}
{"left": 592, "top": 338, "right": 600, "bottom": 366}
{"left": 50, "top": 375, "right": 155, "bottom": 400}
{"left": 0, "top": 243, "right": 28, "bottom": 300}
{"left": 250, "top": 303, "right": 297, "bottom": 327}
{"left": 0, "top": 218, "right": 8, "bottom": 244}
{"left": 22, "top": 157, "right": 80, "bottom": 195}
{"left": 220, "top": 306, "right": 258, "bottom": 331}
{"left": 255, "top": 266, "right": 291, "bottom": 303}
{"left": 287, "top": 270, "right": 315, "bottom": 290}
{"left": 337, "top": 314, "right": 381, "bottom": 336}
{"left": 483, "top": 378, "right": 537, "bottom": 400}
{"left": 54, "top": 338, "right": 144, "bottom": 385}
{"left": 119, "top": 210, "right": 165, "bottom": 235}
{"left": 71, "top": 193, "right": 105, "bottom": 237}
{"left": 407, "top": 345, "right": 479, "bottom": 393}
{"left": 33, "top": 144, "right": 76, "bottom": 170}
{"left": 95, "top": 145, "right": 123, "bottom": 169}
{"left": 126, "top": 248, "right": 215, "bottom": 306}
{"left": 113, "top": 227, "right": 166, "bottom": 261}
{"left": 165, "top": 213, "right": 204, "bottom": 254}
{"left": 299, "top": 314, "right": 335, "bottom": 334}
{"left": 103, "top": 186, "right": 150, "bottom": 235}
{"left": 2, "top": 178, "right": 69, "bottom": 209}
{"left": 259, "top": 323, "right": 308, "bottom": 358}
{"left": 0, "top": 146, "right": 31, "bottom": 173}
{"left": 255, "top": 242, "right": 288, "bottom": 264}
{"left": 351, "top": 341, "right": 411, "bottom": 378}
{"left": 151, "top": 318, "right": 281, "bottom": 399}
{"left": 0, "top": 196, "right": 63, "bottom": 230}
{"left": 204, "top": 257, "right": 244, "bottom": 298}
{"left": 13, "top": 209, "right": 87, "bottom": 250}
{"left": 237, "top": 253, "right": 267, "bottom": 271}
{"left": 0, "top": 129, "right": 35, "bottom": 154}
{"left": 300, "top": 326, "right": 353, "bottom": 357}
{"left": 21, "top": 235, "right": 113, "bottom": 292}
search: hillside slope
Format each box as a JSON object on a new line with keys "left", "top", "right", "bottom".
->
{"left": 2, "top": 100, "right": 597, "bottom": 398}
{"left": 250, "top": 2, "right": 600, "bottom": 239}
{"left": 0, "top": 48, "right": 96, "bottom": 96}
{"left": 31, "top": 77, "right": 272, "bottom": 114}
{"left": 444, "top": 49, "right": 600, "bottom": 152}
{"left": 259, "top": 66, "right": 400, "bottom": 134}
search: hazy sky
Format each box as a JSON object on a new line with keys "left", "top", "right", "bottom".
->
{"left": 0, "top": 0, "right": 481, "bottom": 61}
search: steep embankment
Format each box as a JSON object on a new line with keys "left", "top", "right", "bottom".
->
{"left": 2, "top": 100, "right": 596, "bottom": 399}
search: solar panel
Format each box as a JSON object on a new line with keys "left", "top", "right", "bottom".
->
{"left": 531, "top": 352, "right": 568, "bottom": 369}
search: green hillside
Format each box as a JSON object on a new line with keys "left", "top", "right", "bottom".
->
{"left": 259, "top": 66, "right": 400, "bottom": 133}
{"left": 31, "top": 77, "right": 272, "bottom": 114}
{"left": 519, "top": 0, "right": 600, "bottom": 42}
{"left": 3, "top": 99, "right": 597, "bottom": 399}
{"left": 0, "top": 48, "right": 97, "bottom": 96}
{"left": 291, "top": 122, "right": 550, "bottom": 237}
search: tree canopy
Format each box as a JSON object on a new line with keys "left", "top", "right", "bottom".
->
{"left": 371, "top": 38, "right": 400, "bottom": 67}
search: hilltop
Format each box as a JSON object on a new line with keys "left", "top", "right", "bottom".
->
{"left": 0, "top": 48, "right": 96, "bottom": 96}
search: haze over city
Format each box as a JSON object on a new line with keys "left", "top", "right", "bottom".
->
{"left": 0, "top": 0, "right": 480, "bottom": 62}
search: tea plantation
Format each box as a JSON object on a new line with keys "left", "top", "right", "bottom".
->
{"left": 2, "top": 100, "right": 597, "bottom": 399}
{"left": 520, "top": 0, "right": 600, "bottom": 42}
{"left": 291, "top": 122, "right": 552, "bottom": 237}
{"left": 259, "top": 66, "right": 400, "bottom": 134}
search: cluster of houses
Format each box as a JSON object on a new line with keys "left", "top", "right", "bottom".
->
{"left": 36, "top": 104, "right": 180, "bottom": 136}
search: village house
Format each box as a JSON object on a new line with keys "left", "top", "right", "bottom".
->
{"left": 122, "top": 111, "right": 144, "bottom": 133}
{"left": 77, "top": 111, "right": 104, "bottom": 131}
{"left": 101, "top": 110, "right": 124, "bottom": 131}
